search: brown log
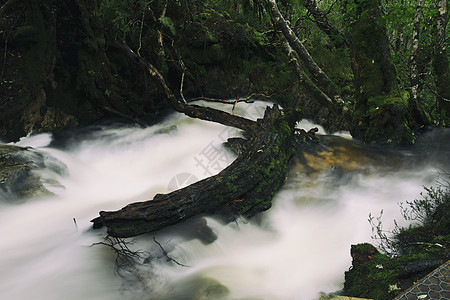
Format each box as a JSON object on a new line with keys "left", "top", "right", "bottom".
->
{"left": 91, "top": 105, "right": 299, "bottom": 237}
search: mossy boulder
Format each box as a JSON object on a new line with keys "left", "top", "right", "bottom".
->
{"left": 192, "top": 277, "right": 230, "bottom": 300}
{"left": 344, "top": 195, "right": 449, "bottom": 299}
{"left": 0, "top": 144, "right": 65, "bottom": 200}
{"left": 344, "top": 243, "right": 447, "bottom": 300}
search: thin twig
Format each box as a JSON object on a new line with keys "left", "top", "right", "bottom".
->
{"left": 137, "top": 11, "right": 145, "bottom": 57}
{"left": 408, "top": 242, "right": 444, "bottom": 248}
{"left": 179, "top": 60, "right": 187, "bottom": 104}
{"left": 423, "top": 81, "right": 450, "bottom": 102}
{"left": 187, "top": 90, "right": 288, "bottom": 106}
{"left": 153, "top": 237, "right": 190, "bottom": 267}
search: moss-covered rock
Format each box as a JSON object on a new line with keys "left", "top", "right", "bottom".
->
{"left": 0, "top": 144, "right": 65, "bottom": 200}
{"left": 344, "top": 188, "right": 449, "bottom": 299}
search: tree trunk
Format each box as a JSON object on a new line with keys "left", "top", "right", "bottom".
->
{"left": 408, "top": 0, "right": 430, "bottom": 127}
{"left": 267, "top": 0, "right": 342, "bottom": 103}
{"left": 410, "top": 0, "right": 423, "bottom": 105}
{"left": 92, "top": 104, "right": 299, "bottom": 237}
{"left": 344, "top": 0, "right": 425, "bottom": 144}
{"left": 267, "top": 0, "right": 349, "bottom": 133}
{"left": 432, "top": 0, "right": 450, "bottom": 123}
{"left": 281, "top": 40, "right": 333, "bottom": 107}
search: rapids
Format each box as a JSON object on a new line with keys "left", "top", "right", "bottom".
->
{"left": 0, "top": 101, "right": 448, "bottom": 300}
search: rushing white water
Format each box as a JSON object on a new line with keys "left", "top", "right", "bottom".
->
{"left": 0, "top": 101, "right": 448, "bottom": 300}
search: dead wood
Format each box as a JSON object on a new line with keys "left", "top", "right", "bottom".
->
{"left": 91, "top": 105, "right": 299, "bottom": 237}
{"left": 109, "top": 42, "right": 256, "bottom": 132}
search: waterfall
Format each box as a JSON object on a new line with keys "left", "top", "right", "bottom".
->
{"left": 0, "top": 101, "right": 448, "bottom": 300}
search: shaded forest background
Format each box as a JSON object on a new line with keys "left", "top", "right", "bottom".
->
{"left": 0, "top": 0, "right": 448, "bottom": 143}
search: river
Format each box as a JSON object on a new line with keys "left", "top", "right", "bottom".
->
{"left": 0, "top": 101, "right": 448, "bottom": 300}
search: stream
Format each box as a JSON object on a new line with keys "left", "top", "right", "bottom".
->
{"left": 0, "top": 101, "right": 448, "bottom": 300}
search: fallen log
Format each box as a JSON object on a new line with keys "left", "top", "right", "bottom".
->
{"left": 91, "top": 105, "right": 299, "bottom": 237}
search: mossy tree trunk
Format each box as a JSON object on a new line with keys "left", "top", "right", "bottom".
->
{"left": 92, "top": 104, "right": 299, "bottom": 237}
{"left": 344, "top": 0, "right": 427, "bottom": 144}
{"left": 432, "top": 0, "right": 450, "bottom": 124}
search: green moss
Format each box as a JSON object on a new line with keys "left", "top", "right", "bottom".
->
{"left": 205, "top": 30, "right": 218, "bottom": 44}
{"left": 345, "top": 248, "right": 413, "bottom": 299}
{"left": 345, "top": 185, "right": 449, "bottom": 299}
{"left": 361, "top": 94, "right": 415, "bottom": 144}
{"left": 13, "top": 25, "right": 41, "bottom": 44}
{"left": 208, "top": 44, "right": 225, "bottom": 63}
{"left": 161, "top": 16, "right": 176, "bottom": 35}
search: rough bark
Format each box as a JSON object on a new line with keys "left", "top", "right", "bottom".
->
{"left": 432, "top": 0, "right": 450, "bottom": 121}
{"left": 345, "top": 0, "right": 425, "bottom": 144}
{"left": 91, "top": 37, "right": 302, "bottom": 237}
{"left": 92, "top": 105, "right": 299, "bottom": 237}
{"left": 408, "top": 0, "right": 430, "bottom": 126}
{"left": 410, "top": 0, "right": 423, "bottom": 105}
{"left": 267, "top": 0, "right": 342, "bottom": 103}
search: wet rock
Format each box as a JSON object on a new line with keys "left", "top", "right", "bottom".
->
{"left": 350, "top": 243, "right": 379, "bottom": 266}
{"left": 0, "top": 144, "right": 65, "bottom": 201}
{"left": 192, "top": 278, "right": 230, "bottom": 300}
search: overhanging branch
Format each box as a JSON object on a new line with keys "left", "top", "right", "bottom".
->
{"left": 109, "top": 42, "right": 257, "bottom": 132}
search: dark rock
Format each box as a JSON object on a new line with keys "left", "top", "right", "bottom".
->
{"left": 0, "top": 144, "right": 65, "bottom": 201}
{"left": 398, "top": 259, "right": 446, "bottom": 279}
{"left": 350, "top": 243, "right": 379, "bottom": 266}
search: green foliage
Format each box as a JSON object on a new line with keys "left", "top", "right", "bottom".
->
{"left": 160, "top": 16, "right": 176, "bottom": 35}
{"left": 98, "top": 0, "right": 148, "bottom": 42}
{"left": 344, "top": 245, "right": 434, "bottom": 299}
{"left": 346, "top": 174, "right": 449, "bottom": 299}
{"left": 369, "top": 173, "right": 450, "bottom": 257}
{"left": 400, "top": 185, "right": 449, "bottom": 226}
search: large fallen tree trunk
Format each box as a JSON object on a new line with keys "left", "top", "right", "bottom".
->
{"left": 91, "top": 39, "right": 303, "bottom": 237}
{"left": 92, "top": 105, "right": 299, "bottom": 237}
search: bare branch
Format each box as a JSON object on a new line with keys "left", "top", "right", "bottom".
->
{"left": 0, "top": 0, "right": 19, "bottom": 18}
{"left": 92, "top": 236, "right": 147, "bottom": 278}
{"left": 267, "top": 0, "right": 342, "bottom": 103}
{"left": 153, "top": 237, "right": 190, "bottom": 267}
{"left": 109, "top": 41, "right": 257, "bottom": 131}
{"left": 179, "top": 60, "right": 187, "bottom": 104}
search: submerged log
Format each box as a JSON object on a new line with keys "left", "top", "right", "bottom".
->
{"left": 91, "top": 105, "right": 299, "bottom": 237}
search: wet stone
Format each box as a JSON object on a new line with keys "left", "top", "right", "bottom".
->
{"left": 0, "top": 144, "right": 65, "bottom": 201}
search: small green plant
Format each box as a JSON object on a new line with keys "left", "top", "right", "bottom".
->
{"left": 369, "top": 172, "right": 449, "bottom": 257}
{"left": 399, "top": 184, "right": 448, "bottom": 226}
